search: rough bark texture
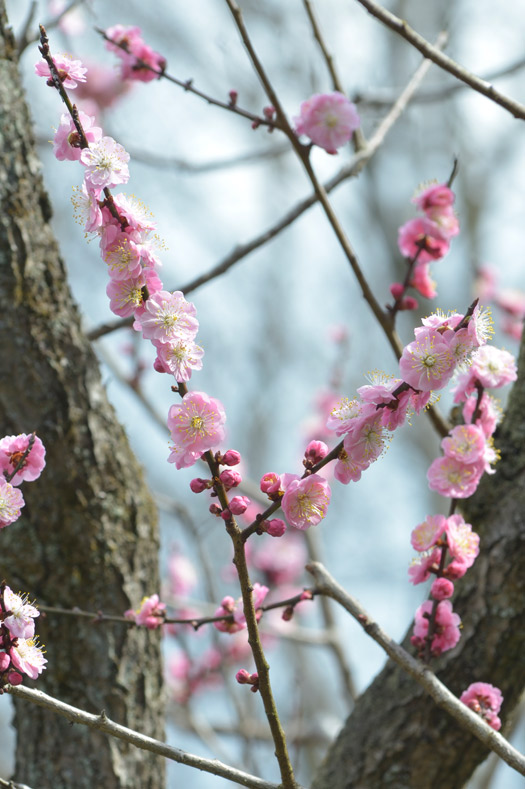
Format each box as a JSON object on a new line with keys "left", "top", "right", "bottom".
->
{"left": 311, "top": 347, "right": 525, "bottom": 787}
{"left": 0, "top": 6, "right": 165, "bottom": 787}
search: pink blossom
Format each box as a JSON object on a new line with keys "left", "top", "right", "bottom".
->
{"left": 410, "top": 262, "right": 437, "bottom": 299}
{"left": 445, "top": 515, "right": 480, "bottom": 568}
{"left": 427, "top": 456, "right": 484, "bottom": 499}
{"left": 260, "top": 472, "right": 283, "bottom": 497}
{"left": 80, "top": 136, "right": 130, "bottom": 190}
{"left": 399, "top": 329, "right": 456, "bottom": 392}
{"left": 71, "top": 183, "right": 103, "bottom": 232}
{"left": 130, "top": 594, "right": 166, "bottom": 629}
{"left": 35, "top": 53, "right": 87, "bottom": 89}
{"left": 168, "top": 551, "right": 198, "bottom": 597}
{"left": 333, "top": 448, "right": 368, "bottom": 484}
{"left": 412, "top": 183, "right": 455, "bottom": 213}
{"left": 462, "top": 393, "right": 500, "bottom": 438}
{"left": 460, "top": 682, "right": 503, "bottom": 731}
{"left": 0, "top": 479, "right": 25, "bottom": 528}
{"left": 105, "top": 25, "right": 166, "bottom": 82}
{"left": 411, "top": 600, "right": 461, "bottom": 656}
{"left": 441, "top": 424, "right": 487, "bottom": 465}
{"left": 398, "top": 217, "right": 450, "bottom": 264}
{"left": 304, "top": 440, "right": 328, "bottom": 464}
{"left": 10, "top": 638, "right": 47, "bottom": 679}
{"left": 281, "top": 474, "right": 331, "bottom": 530}
{"left": 153, "top": 338, "right": 204, "bottom": 382}
{"left": 469, "top": 345, "right": 517, "bottom": 389}
{"left": 430, "top": 577, "right": 454, "bottom": 600}
{"left": 138, "top": 290, "right": 198, "bottom": 343}
{"left": 106, "top": 272, "right": 148, "bottom": 318}
{"left": 326, "top": 397, "right": 369, "bottom": 435}
{"left": 0, "top": 433, "right": 46, "bottom": 485}
{"left": 411, "top": 514, "right": 447, "bottom": 552}
{"left": 3, "top": 587, "right": 39, "bottom": 639}
{"left": 53, "top": 111, "right": 102, "bottom": 161}
{"left": 343, "top": 412, "right": 388, "bottom": 467}
{"left": 294, "top": 92, "right": 360, "bottom": 154}
{"left": 112, "top": 193, "right": 157, "bottom": 233}
{"left": 102, "top": 232, "right": 142, "bottom": 280}
{"left": 408, "top": 548, "right": 441, "bottom": 585}
{"left": 167, "top": 392, "right": 226, "bottom": 469}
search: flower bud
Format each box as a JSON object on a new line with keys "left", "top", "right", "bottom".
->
{"left": 260, "top": 472, "right": 282, "bottom": 496}
{"left": 304, "top": 440, "right": 328, "bottom": 464}
{"left": 265, "top": 518, "right": 286, "bottom": 537}
{"left": 221, "top": 449, "right": 241, "bottom": 466}
{"left": 190, "top": 477, "right": 210, "bottom": 494}
{"left": 220, "top": 469, "right": 242, "bottom": 489}
{"left": 235, "top": 669, "right": 251, "bottom": 684}
{"left": 229, "top": 496, "right": 250, "bottom": 515}
{"left": 390, "top": 282, "right": 404, "bottom": 300}
{"left": 431, "top": 577, "right": 454, "bottom": 600}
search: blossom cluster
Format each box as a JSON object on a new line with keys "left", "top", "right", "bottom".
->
{"left": 213, "top": 583, "right": 269, "bottom": 634}
{"left": 476, "top": 264, "right": 525, "bottom": 341}
{"left": 394, "top": 183, "right": 460, "bottom": 303}
{"left": 125, "top": 594, "right": 166, "bottom": 629}
{"left": 0, "top": 586, "right": 47, "bottom": 684}
{"left": 104, "top": 25, "right": 166, "bottom": 82}
{"left": 259, "top": 462, "right": 331, "bottom": 531}
{"left": 0, "top": 433, "right": 46, "bottom": 529}
{"left": 460, "top": 681, "right": 503, "bottom": 731}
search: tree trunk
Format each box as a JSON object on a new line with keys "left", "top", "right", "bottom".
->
{"left": 312, "top": 343, "right": 525, "bottom": 788}
{"left": 0, "top": 5, "right": 165, "bottom": 787}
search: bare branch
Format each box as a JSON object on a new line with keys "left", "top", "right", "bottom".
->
{"left": 352, "top": 0, "right": 525, "bottom": 120}
{"left": 306, "top": 561, "right": 525, "bottom": 778}
{"left": 6, "top": 685, "right": 306, "bottom": 789}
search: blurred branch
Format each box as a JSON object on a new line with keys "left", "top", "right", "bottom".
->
{"left": 352, "top": 0, "right": 525, "bottom": 120}
{"left": 17, "top": 0, "right": 86, "bottom": 56}
{"left": 306, "top": 561, "right": 525, "bottom": 778}
{"left": 354, "top": 54, "right": 525, "bottom": 108}
{"left": 7, "top": 684, "right": 304, "bottom": 789}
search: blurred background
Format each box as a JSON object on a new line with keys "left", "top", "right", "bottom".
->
{"left": 3, "top": 0, "right": 525, "bottom": 786}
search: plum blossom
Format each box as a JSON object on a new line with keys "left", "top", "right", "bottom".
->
{"left": 167, "top": 391, "right": 226, "bottom": 469}
{"left": 80, "top": 136, "right": 130, "bottom": 190}
{"left": 214, "top": 584, "right": 269, "bottom": 633}
{"left": 445, "top": 515, "right": 480, "bottom": 568}
{"left": 398, "top": 217, "right": 450, "bottom": 264}
{"left": 105, "top": 25, "right": 166, "bottom": 82}
{"left": 460, "top": 682, "right": 503, "bottom": 731}
{"left": 3, "top": 587, "right": 40, "bottom": 639}
{"left": 411, "top": 600, "right": 461, "bottom": 656}
{"left": 0, "top": 479, "right": 25, "bottom": 528}
{"left": 281, "top": 474, "right": 331, "bottom": 530}
{"left": 53, "top": 111, "right": 102, "bottom": 161}
{"left": 408, "top": 548, "right": 441, "bottom": 585}
{"left": 10, "top": 638, "right": 47, "bottom": 679}
{"left": 126, "top": 594, "right": 166, "bottom": 629}
{"left": 399, "top": 330, "right": 456, "bottom": 392}
{"left": 411, "top": 514, "right": 447, "bottom": 553}
{"left": 441, "top": 424, "right": 487, "bottom": 465}
{"left": 35, "top": 53, "right": 87, "bottom": 89}
{"left": 0, "top": 434, "right": 46, "bottom": 485}
{"left": 138, "top": 290, "right": 198, "bottom": 343}
{"left": 430, "top": 577, "right": 454, "bottom": 600}
{"left": 427, "top": 456, "right": 484, "bottom": 499}
{"left": 469, "top": 345, "right": 517, "bottom": 389}
{"left": 153, "top": 338, "right": 204, "bottom": 382}
{"left": 294, "top": 91, "right": 360, "bottom": 154}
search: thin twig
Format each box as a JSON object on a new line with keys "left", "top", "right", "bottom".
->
{"left": 5, "top": 685, "right": 307, "bottom": 789}
{"left": 352, "top": 0, "right": 525, "bottom": 120}
{"left": 306, "top": 561, "right": 525, "bottom": 777}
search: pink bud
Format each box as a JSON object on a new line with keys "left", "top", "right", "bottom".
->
{"left": 263, "top": 105, "right": 275, "bottom": 119}
{"left": 229, "top": 496, "right": 250, "bottom": 515}
{"left": 220, "top": 469, "right": 242, "bottom": 489}
{"left": 235, "top": 669, "right": 251, "bottom": 684}
{"left": 260, "top": 472, "right": 282, "bottom": 496}
{"left": 282, "top": 606, "right": 294, "bottom": 622}
{"left": 222, "top": 449, "right": 241, "bottom": 466}
{"left": 7, "top": 671, "right": 23, "bottom": 686}
{"left": 0, "top": 653, "right": 10, "bottom": 671}
{"left": 431, "top": 577, "right": 454, "bottom": 600}
{"left": 229, "top": 90, "right": 238, "bottom": 105}
{"left": 300, "top": 589, "right": 314, "bottom": 601}
{"left": 400, "top": 296, "right": 419, "bottom": 311}
{"left": 265, "top": 518, "right": 286, "bottom": 537}
{"left": 209, "top": 503, "right": 222, "bottom": 516}
{"left": 304, "top": 440, "right": 328, "bottom": 464}
{"left": 390, "top": 282, "right": 404, "bottom": 300}
{"left": 190, "top": 477, "right": 210, "bottom": 493}
{"left": 220, "top": 508, "right": 232, "bottom": 521}
{"left": 153, "top": 356, "right": 168, "bottom": 373}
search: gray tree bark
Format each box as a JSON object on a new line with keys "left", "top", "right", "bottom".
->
{"left": 0, "top": 4, "right": 165, "bottom": 787}
{"left": 312, "top": 333, "right": 525, "bottom": 787}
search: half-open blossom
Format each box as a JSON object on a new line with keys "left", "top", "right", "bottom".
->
{"left": 3, "top": 587, "right": 39, "bottom": 639}
{"left": 399, "top": 330, "right": 456, "bottom": 392}
{"left": 80, "top": 136, "right": 130, "bottom": 190}
{"left": 411, "top": 514, "right": 447, "bottom": 553}
{"left": 167, "top": 392, "right": 226, "bottom": 469}
{"left": 10, "top": 638, "right": 47, "bottom": 679}
{"left": 294, "top": 92, "right": 360, "bottom": 154}
{"left": 53, "top": 111, "right": 102, "bottom": 161}
{"left": 430, "top": 577, "right": 454, "bottom": 600}
{"left": 126, "top": 594, "right": 166, "bottom": 629}
{"left": 281, "top": 474, "right": 331, "bottom": 530}
{"left": 0, "top": 480, "right": 25, "bottom": 528}
{"left": 460, "top": 682, "right": 503, "bottom": 730}
{"left": 412, "top": 183, "right": 455, "bottom": 214}
{"left": 408, "top": 548, "right": 441, "bottom": 585}
{"left": 0, "top": 434, "right": 46, "bottom": 485}
{"left": 35, "top": 53, "right": 87, "bottom": 89}
{"left": 445, "top": 515, "right": 480, "bottom": 568}
{"left": 410, "top": 261, "right": 437, "bottom": 299}
{"left": 411, "top": 600, "right": 461, "bottom": 656}
{"left": 398, "top": 217, "right": 450, "bottom": 264}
